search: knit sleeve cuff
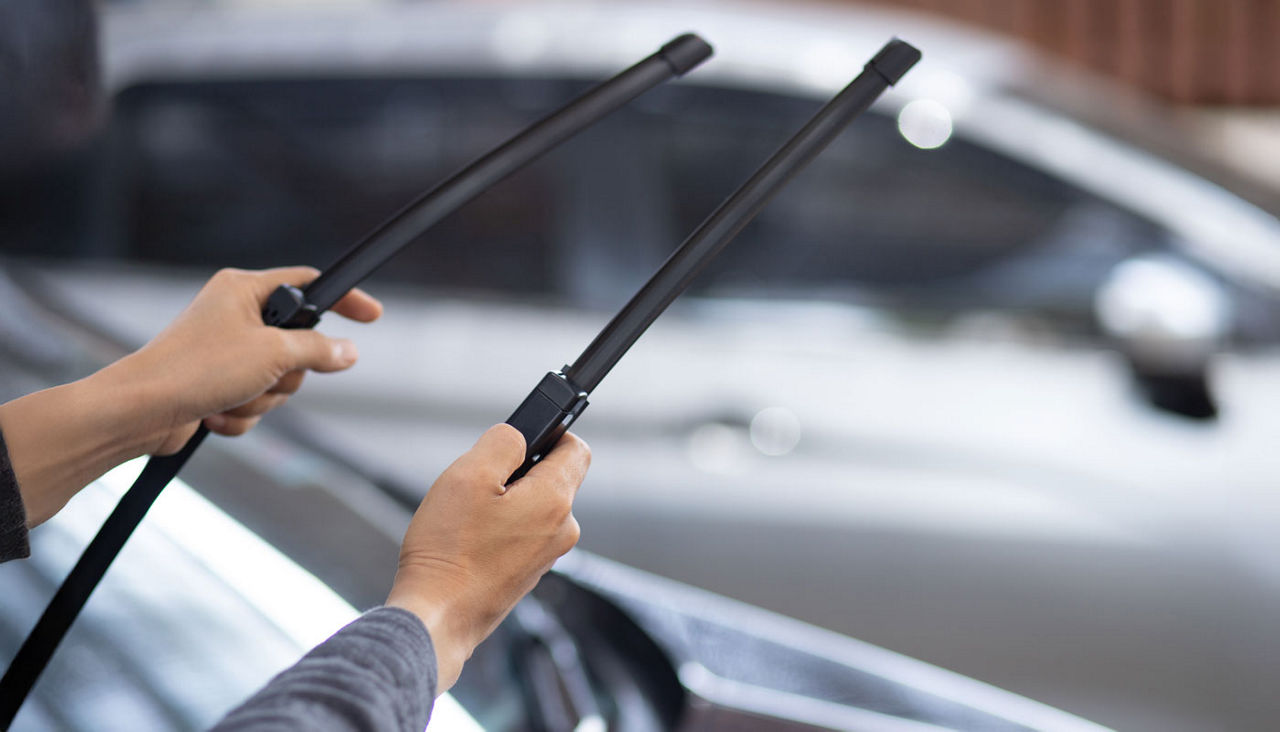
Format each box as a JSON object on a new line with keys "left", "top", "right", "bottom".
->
{"left": 0, "top": 427, "right": 30, "bottom": 563}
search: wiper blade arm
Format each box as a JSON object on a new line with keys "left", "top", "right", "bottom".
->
{"left": 511, "top": 599, "right": 606, "bottom": 732}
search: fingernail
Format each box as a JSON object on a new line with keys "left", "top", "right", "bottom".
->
{"left": 205, "top": 414, "right": 225, "bottom": 431}
{"left": 334, "top": 340, "right": 358, "bottom": 365}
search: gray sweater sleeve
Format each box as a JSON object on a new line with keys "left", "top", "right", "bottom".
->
{"left": 212, "top": 606, "right": 438, "bottom": 732}
{"left": 0, "top": 427, "right": 31, "bottom": 563}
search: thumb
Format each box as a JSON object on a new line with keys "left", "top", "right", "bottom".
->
{"left": 451, "top": 424, "right": 527, "bottom": 489}
{"left": 277, "top": 329, "right": 359, "bottom": 373}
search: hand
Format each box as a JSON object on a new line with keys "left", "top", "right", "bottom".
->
{"left": 385, "top": 425, "right": 590, "bottom": 692}
{"left": 0, "top": 266, "right": 381, "bottom": 527}
{"left": 103, "top": 267, "right": 382, "bottom": 454}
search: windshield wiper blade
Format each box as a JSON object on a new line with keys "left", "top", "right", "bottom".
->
{"left": 504, "top": 39, "right": 921, "bottom": 481}
{"left": 0, "top": 34, "right": 712, "bottom": 726}
{"left": 268, "top": 33, "right": 713, "bottom": 324}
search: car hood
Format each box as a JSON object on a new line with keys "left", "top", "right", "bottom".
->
{"left": 541, "top": 550, "right": 1109, "bottom": 731}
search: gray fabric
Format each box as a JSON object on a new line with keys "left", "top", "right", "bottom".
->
{"left": 0, "top": 427, "right": 30, "bottom": 562}
{"left": 212, "top": 606, "right": 438, "bottom": 732}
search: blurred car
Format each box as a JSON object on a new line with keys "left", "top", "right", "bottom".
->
{"left": 4, "top": 1, "right": 1280, "bottom": 731}
{"left": 0, "top": 265, "right": 1106, "bottom": 731}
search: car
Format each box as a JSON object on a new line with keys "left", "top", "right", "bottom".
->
{"left": 0, "top": 261, "right": 1108, "bottom": 730}
{"left": 4, "top": 1, "right": 1280, "bottom": 730}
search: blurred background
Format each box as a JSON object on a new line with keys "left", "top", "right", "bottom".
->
{"left": 2, "top": 0, "right": 1279, "bottom": 730}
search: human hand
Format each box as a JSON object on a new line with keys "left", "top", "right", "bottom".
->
{"left": 0, "top": 266, "right": 381, "bottom": 528}
{"left": 103, "top": 267, "right": 382, "bottom": 455}
{"left": 385, "top": 425, "right": 590, "bottom": 692}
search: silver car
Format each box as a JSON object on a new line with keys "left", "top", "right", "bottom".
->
{"left": 9, "top": 2, "right": 1280, "bottom": 730}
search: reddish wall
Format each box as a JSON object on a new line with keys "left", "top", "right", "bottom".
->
{"left": 857, "top": 0, "right": 1280, "bottom": 105}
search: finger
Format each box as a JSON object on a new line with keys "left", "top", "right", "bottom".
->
{"left": 204, "top": 414, "right": 262, "bottom": 437}
{"left": 154, "top": 422, "right": 200, "bottom": 456}
{"left": 244, "top": 267, "right": 381, "bottom": 323}
{"left": 450, "top": 424, "right": 527, "bottom": 490}
{"left": 276, "top": 329, "right": 359, "bottom": 373}
{"left": 268, "top": 370, "right": 307, "bottom": 396}
{"left": 510, "top": 432, "right": 590, "bottom": 498}
{"left": 330, "top": 288, "right": 383, "bottom": 323}
{"left": 222, "top": 392, "right": 289, "bottom": 419}
{"left": 246, "top": 266, "right": 322, "bottom": 301}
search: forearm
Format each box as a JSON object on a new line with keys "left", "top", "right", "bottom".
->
{"left": 0, "top": 360, "right": 169, "bottom": 527}
{"left": 0, "top": 267, "right": 378, "bottom": 532}
{"left": 212, "top": 607, "right": 437, "bottom": 732}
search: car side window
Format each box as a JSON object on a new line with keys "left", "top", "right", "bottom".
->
{"left": 664, "top": 100, "right": 1168, "bottom": 326}
{"left": 89, "top": 79, "right": 569, "bottom": 297}
{"left": 1, "top": 75, "right": 1170, "bottom": 327}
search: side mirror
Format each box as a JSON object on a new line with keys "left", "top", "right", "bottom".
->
{"left": 1094, "top": 255, "right": 1232, "bottom": 420}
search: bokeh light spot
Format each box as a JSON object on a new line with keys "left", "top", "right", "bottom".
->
{"left": 897, "top": 99, "right": 953, "bottom": 150}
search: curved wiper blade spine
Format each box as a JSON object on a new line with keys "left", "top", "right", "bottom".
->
{"left": 301, "top": 33, "right": 713, "bottom": 316}
{"left": 504, "top": 39, "right": 921, "bottom": 481}
{"left": 565, "top": 39, "right": 921, "bottom": 392}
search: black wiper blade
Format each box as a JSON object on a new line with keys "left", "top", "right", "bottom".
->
{"left": 504, "top": 39, "right": 921, "bottom": 481}
{"left": 268, "top": 33, "right": 713, "bottom": 325}
{"left": 0, "top": 34, "right": 712, "bottom": 727}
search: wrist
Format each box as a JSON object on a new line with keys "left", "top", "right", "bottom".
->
{"left": 386, "top": 570, "right": 476, "bottom": 691}
{"left": 0, "top": 370, "right": 164, "bottom": 526}
{"left": 89, "top": 352, "right": 185, "bottom": 456}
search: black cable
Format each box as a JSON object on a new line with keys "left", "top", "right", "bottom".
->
{"left": 0, "top": 34, "right": 711, "bottom": 727}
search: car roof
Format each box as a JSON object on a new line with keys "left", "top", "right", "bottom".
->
{"left": 99, "top": 0, "right": 1280, "bottom": 293}
{"left": 99, "top": 0, "right": 1024, "bottom": 97}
